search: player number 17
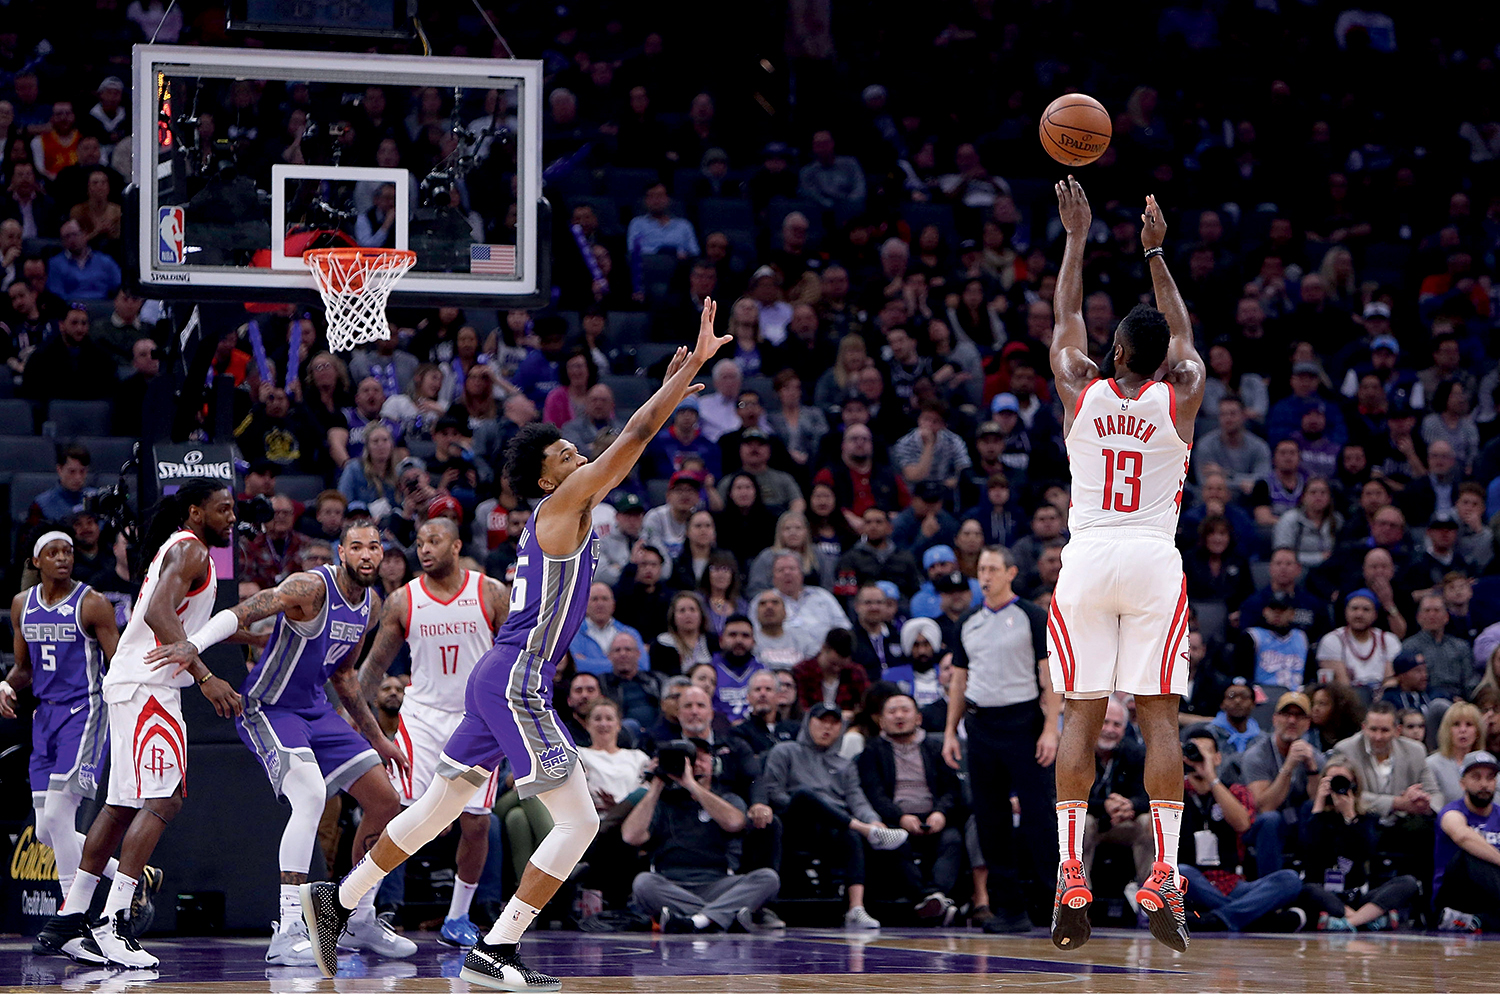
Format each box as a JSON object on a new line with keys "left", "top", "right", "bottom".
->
{"left": 1100, "top": 448, "right": 1142, "bottom": 512}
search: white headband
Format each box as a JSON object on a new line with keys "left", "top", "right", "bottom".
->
{"left": 33, "top": 531, "right": 73, "bottom": 559}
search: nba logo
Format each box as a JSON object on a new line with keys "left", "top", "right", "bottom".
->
{"left": 157, "top": 207, "right": 185, "bottom": 264}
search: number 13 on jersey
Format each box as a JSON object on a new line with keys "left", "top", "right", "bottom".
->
{"left": 1100, "top": 448, "right": 1142, "bottom": 512}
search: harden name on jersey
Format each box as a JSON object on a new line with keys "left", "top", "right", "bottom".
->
{"left": 1090, "top": 411, "right": 1159, "bottom": 445}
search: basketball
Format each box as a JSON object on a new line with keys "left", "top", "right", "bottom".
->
{"left": 1039, "top": 93, "right": 1112, "bottom": 166}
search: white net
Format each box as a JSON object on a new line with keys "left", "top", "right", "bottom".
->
{"left": 303, "top": 248, "right": 417, "bottom": 354}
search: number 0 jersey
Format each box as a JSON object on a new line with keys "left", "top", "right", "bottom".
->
{"left": 402, "top": 569, "right": 495, "bottom": 713}
{"left": 1064, "top": 378, "right": 1190, "bottom": 536}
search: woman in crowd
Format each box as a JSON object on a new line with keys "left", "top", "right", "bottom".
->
{"left": 337, "top": 423, "right": 400, "bottom": 517}
{"left": 70, "top": 169, "right": 122, "bottom": 248}
{"left": 715, "top": 472, "right": 779, "bottom": 573}
{"left": 946, "top": 278, "right": 1007, "bottom": 352}
{"left": 806, "top": 482, "right": 857, "bottom": 563}
{"left": 576, "top": 698, "right": 650, "bottom": 907}
{"left": 301, "top": 351, "right": 354, "bottom": 467}
{"left": 1272, "top": 476, "right": 1342, "bottom": 568}
{"left": 381, "top": 362, "right": 449, "bottom": 442}
{"left": 651, "top": 591, "right": 717, "bottom": 675}
{"left": 1301, "top": 760, "right": 1419, "bottom": 931}
{"left": 1422, "top": 702, "right": 1487, "bottom": 810}
{"left": 377, "top": 544, "right": 414, "bottom": 600}
{"left": 667, "top": 510, "right": 719, "bottom": 591}
{"left": 1184, "top": 515, "right": 1255, "bottom": 636}
{"left": 1422, "top": 379, "right": 1479, "bottom": 475}
{"left": 543, "top": 347, "right": 599, "bottom": 427}
{"left": 485, "top": 309, "right": 535, "bottom": 379}
{"left": 448, "top": 366, "right": 502, "bottom": 458}
{"left": 1201, "top": 342, "right": 1269, "bottom": 429}
{"left": 769, "top": 369, "right": 828, "bottom": 468}
{"left": 698, "top": 550, "right": 747, "bottom": 635}
{"left": 954, "top": 518, "right": 985, "bottom": 579}
{"left": 720, "top": 297, "right": 768, "bottom": 379}
{"left": 814, "top": 334, "right": 871, "bottom": 411}
{"left": 440, "top": 325, "right": 500, "bottom": 402}
{"left": 747, "top": 510, "right": 836, "bottom": 594}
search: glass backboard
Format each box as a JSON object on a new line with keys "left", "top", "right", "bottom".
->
{"left": 133, "top": 44, "right": 544, "bottom": 305}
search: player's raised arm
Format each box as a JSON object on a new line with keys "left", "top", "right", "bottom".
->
{"left": 552, "top": 299, "right": 730, "bottom": 512}
{"left": 1141, "top": 194, "right": 1206, "bottom": 424}
{"left": 1051, "top": 176, "right": 1100, "bottom": 410}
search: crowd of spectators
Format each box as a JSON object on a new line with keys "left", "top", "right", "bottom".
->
{"left": 4, "top": 0, "right": 1500, "bottom": 934}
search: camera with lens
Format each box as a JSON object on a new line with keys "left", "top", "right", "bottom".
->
{"left": 237, "top": 494, "right": 276, "bottom": 533}
{"left": 1182, "top": 740, "right": 1205, "bottom": 775}
{"left": 653, "top": 740, "right": 697, "bottom": 783}
{"left": 84, "top": 446, "right": 139, "bottom": 538}
{"left": 1329, "top": 775, "right": 1353, "bottom": 796}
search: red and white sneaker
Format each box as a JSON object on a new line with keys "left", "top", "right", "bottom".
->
{"left": 1135, "top": 862, "right": 1190, "bottom": 953}
{"left": 1051, "top": 859, "right": 1093, "bottom": 950}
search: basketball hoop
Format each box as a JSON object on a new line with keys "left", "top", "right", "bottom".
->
{"left": 303, "top": 248, "right": 417, "bottom": 354}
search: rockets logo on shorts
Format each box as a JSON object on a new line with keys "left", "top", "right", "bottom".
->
{"left": 133, "top": 695, "right": 186, "bottom": 796}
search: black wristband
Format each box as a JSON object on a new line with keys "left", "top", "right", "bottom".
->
{"left": 1144, "top": 246, "right": 1164, "bottom": 260}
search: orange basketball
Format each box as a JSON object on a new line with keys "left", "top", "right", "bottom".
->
{"left": 1039, "top": 94, "right": 1112, "bottom": 166}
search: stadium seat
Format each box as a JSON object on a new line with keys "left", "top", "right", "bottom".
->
{"left": 640, "top": 254, "right": 678, "bottom": 307}
{"left": 627, "top": 343, "right": 679, "bottom": 378}
{"left": 43, "top": 401, "right": 111, "bottom": 439}
{"left": 745, "top": 376, "right": 777, "bottom": 408}
{"left": 608, "top": 312, "right": 652, "bottom": 346}
{"left": 0, "top": 436, "right": 58, "bottom": 486}
{"left": 0, "top": 399, "right": 35, "bottom": 433}
{"left": 698, "top": 198, "right": 755, "bottom": 234}
{"left": 277, "top": 474, "right": 326, "bottom": 504}
{"left": 74, "top": 436, "right": 139, "bottom": 479}
{"left": 601, "top": 375, "right": 654, "bottom": 415}
{"left": 606, "top": 168, "right": 667, "bottom": 217}
{"left": 900, "top": 202, "right": 960, "bottom": 251}
{"left": 10, "top": 472, "right": 64, "bottom": 527}
{"left": 646, "top": 478, "right": 669, "bottom": 509}
{"left": 766, "top": 198, "right": 826, "bottom": 244}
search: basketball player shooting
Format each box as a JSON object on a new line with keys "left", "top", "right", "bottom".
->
{"left": 302, "top": 300, "right": 730, "bottom": 991}
{"left": 1045, "top": 178, "right": 1204, "bottom": 954}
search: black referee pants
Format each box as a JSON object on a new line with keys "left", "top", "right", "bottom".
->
{"left": 967, "top": 703, "right": 1057, "bottom": 917}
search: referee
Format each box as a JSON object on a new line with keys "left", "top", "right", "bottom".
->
{"left": 942, "top": 545, "right": 1061, "bottom": 933}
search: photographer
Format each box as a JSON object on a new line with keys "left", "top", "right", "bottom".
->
{"left": 1300, "top": 761, "right": 1420, "bottom": 930}
{"left": 1177, "top": 728, "right": 1305, "bottom": 932}
{"left": 622, "top": 738, "right": 779, "bottom": 933}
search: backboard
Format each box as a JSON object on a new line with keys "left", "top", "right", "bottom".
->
{"left": 133, "top": 44, "right": 546, "bottom": 306}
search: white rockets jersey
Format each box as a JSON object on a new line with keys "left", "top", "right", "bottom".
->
{"left": 1064, "top": 378, "right": 1191, "bottom": 536}
{"left": 402, "top": 569, "right": 496, "bottom": 712}
{"left": 109, "top": 530, "right": 219, "bottom": 689}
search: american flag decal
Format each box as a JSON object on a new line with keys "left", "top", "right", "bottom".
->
{"left": 469, "top": 244, "right": 517, "bottom": 275}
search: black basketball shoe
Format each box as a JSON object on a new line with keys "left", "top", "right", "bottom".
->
{"left": 35, "top": 912, "right": 93, "bottom": 957}
{"left": 459, "top": 941, "right": 561, "bottom": 992}
{"left": 300, "top": 881, "right": 352, "bottom": 978}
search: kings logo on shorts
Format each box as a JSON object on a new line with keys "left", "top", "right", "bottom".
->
{"left": 537, "top": 744, "right": 570, "bottom": 779}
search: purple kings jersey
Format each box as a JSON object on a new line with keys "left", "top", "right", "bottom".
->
{"left": 20, "top": 582, "right": 103, "bottom": 704}
{"left": 245, "top": 564, "right": 371, "bottom": 710}
{"left": 492, "top": 495, "right": 599, "bottom": 666}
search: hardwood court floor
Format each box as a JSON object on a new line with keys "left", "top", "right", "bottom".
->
{"left": 0, "top": 926, "right": 1492, "bottom": 992}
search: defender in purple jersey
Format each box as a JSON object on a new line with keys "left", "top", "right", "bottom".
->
{"left": 2, "top": 527, "right": 123, "bottom": 959}
{"left": 301, "top": 300, "right": 732, "bottom": 991}
{"left": 145, "top": 517, "right": 413, "bottom": 966}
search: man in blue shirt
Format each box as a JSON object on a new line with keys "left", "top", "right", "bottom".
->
{"left": 29, "top": 444, "right": 92, "bottom": 523}
{"left": 1433, "top": 751, "right": 1500, "bottom": 928}
{"left": 627, "top": 183, "right": 699, "bottom": 297}
{"left": 1210, "top": 678, "right": 1263, "bottom": 756}
{"left": 46, "top": 221, "right": 122, "bottom": 300}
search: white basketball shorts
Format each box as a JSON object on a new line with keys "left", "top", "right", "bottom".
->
{"left": 103, "top": 682, "right": 188, "bottom": 807}
{"left": 392, "top": 696, "right": 498, "bottom": 815}
{"left": 1047, "top": 529, "right": 1190, "bottom": 699}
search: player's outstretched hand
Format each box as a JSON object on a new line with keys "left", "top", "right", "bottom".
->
{"left": 201, "top": 675, "right": 243, "bottom": 718}
{"left": 146, "top": 640, "right": 201, "bottom": 677}
{"left": 0, "top": 684, "right": 15, "bottom": 719}
{"left": 1056, "top": 175, "right": 1091, "bottom": 235}
{"left": 1142, "top": 194, "right": 1167, "bottom": 250}
{"left": 376, "top": 735, "right": 412, "bottom": 783}
{"left": 690, "top": 297, "right": 730, "bottom": 365}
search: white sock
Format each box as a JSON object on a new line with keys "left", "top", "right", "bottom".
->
{"left": 338, "top": 855, "right": 389, "bottom": 912}
{"left": 484, "top": 897, "right": 540, "bottom": 945}
{"left": 353, "top": 882, "right": 382, "bottom": 924}
{"left": 60, "top": 872, "right": 75, "bottom": 899}
{"left": 447, "top": 878, "right": 478, "bottom": 922}
{"left": 60, "top": 870, "right": 100, "bottom": 916}
{"left": 1149, "top": 800, "right": 1183, "bottom": 878}
{"left": 690, "top": 913, "right": 711, "bottom": 929}
{"left": 103, "top": 873, "right": 137, "bottom": 921}
{"left": 1056, "top": 800, "right": 1087, "bottom": 864}
{"left": 280, "top": 883, "right": 302, "bottom": 927}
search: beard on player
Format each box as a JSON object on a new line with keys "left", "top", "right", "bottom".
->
{"left": 342, "top": 549, "right": 382, "bottom": 588}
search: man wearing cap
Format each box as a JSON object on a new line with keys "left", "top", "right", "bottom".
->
{"left": 597, "top": 492, "right": 647, "bottom": 587}
{"left": 736, "top": 428, "right": 802, "bottom": 514}
{"left": 960, "top": 421, "right": 1013, "bottom": 510}
{"left": 892, "top": 401, "right": 970, "bottom": 496}
{"left": 1338, "top": 317, "right": 1425, "bottom": 409}
{"left": 910, "top": 545, "right": 981, "bottom": 619}
{"left": 749, "top": 267, "right": 795, "bottom": 346}
{"left": 1315, "top": 588, "right": 1403, "bottom": 695}
{"left": 623, "top": 737, "right": 780, "bottom": 934}
{"left": 892, "top": 481, "right": 961, "bottom": 561}
{"left": 1238, "top": 548, "right": 1332, "bottom": 636}
{"left": 1399, "top": 594, "right": 1476, "bottom": 702}
{"left": 717, "top": 389, "right": 781, "bottom": 470}
{"left": 1240, "top": 692, "right": 1324, "bottom": 874}
{"left": 88, "top": 77, "right": 129, "bottom": 160}
{"left": 1267, "top": 362, "right": 1348, "bottom": 447}
{"left": 1232, "top": 595, "right": 1310, "bottom": 694}
{"left": 1288, "top": 403, "right": 1341, "bottom": 482}
{"left": 640, "top": 469, "right": 703, "bottom": 563}
{"left": 1432, "top": 751, "right": 1500, "bottom": 927}
{"left": 647, "top": 398, "right": 721, "bottom": 481}
{"left": 1380, "top": 649, "right": 1433, "bottom": 715}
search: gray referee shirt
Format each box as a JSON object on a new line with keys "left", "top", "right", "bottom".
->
{"left": 950, "top": 597, "right": 1050, "bottom": 708}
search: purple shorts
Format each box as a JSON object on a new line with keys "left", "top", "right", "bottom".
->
{"left": 237, "top": 699, "right": 380, "bottom": 799}
{"left": 439, "top": 644, "right": 578, "bottom": 800}
{"left": 30, "top": 698, "right": 107, "bottom": 797}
